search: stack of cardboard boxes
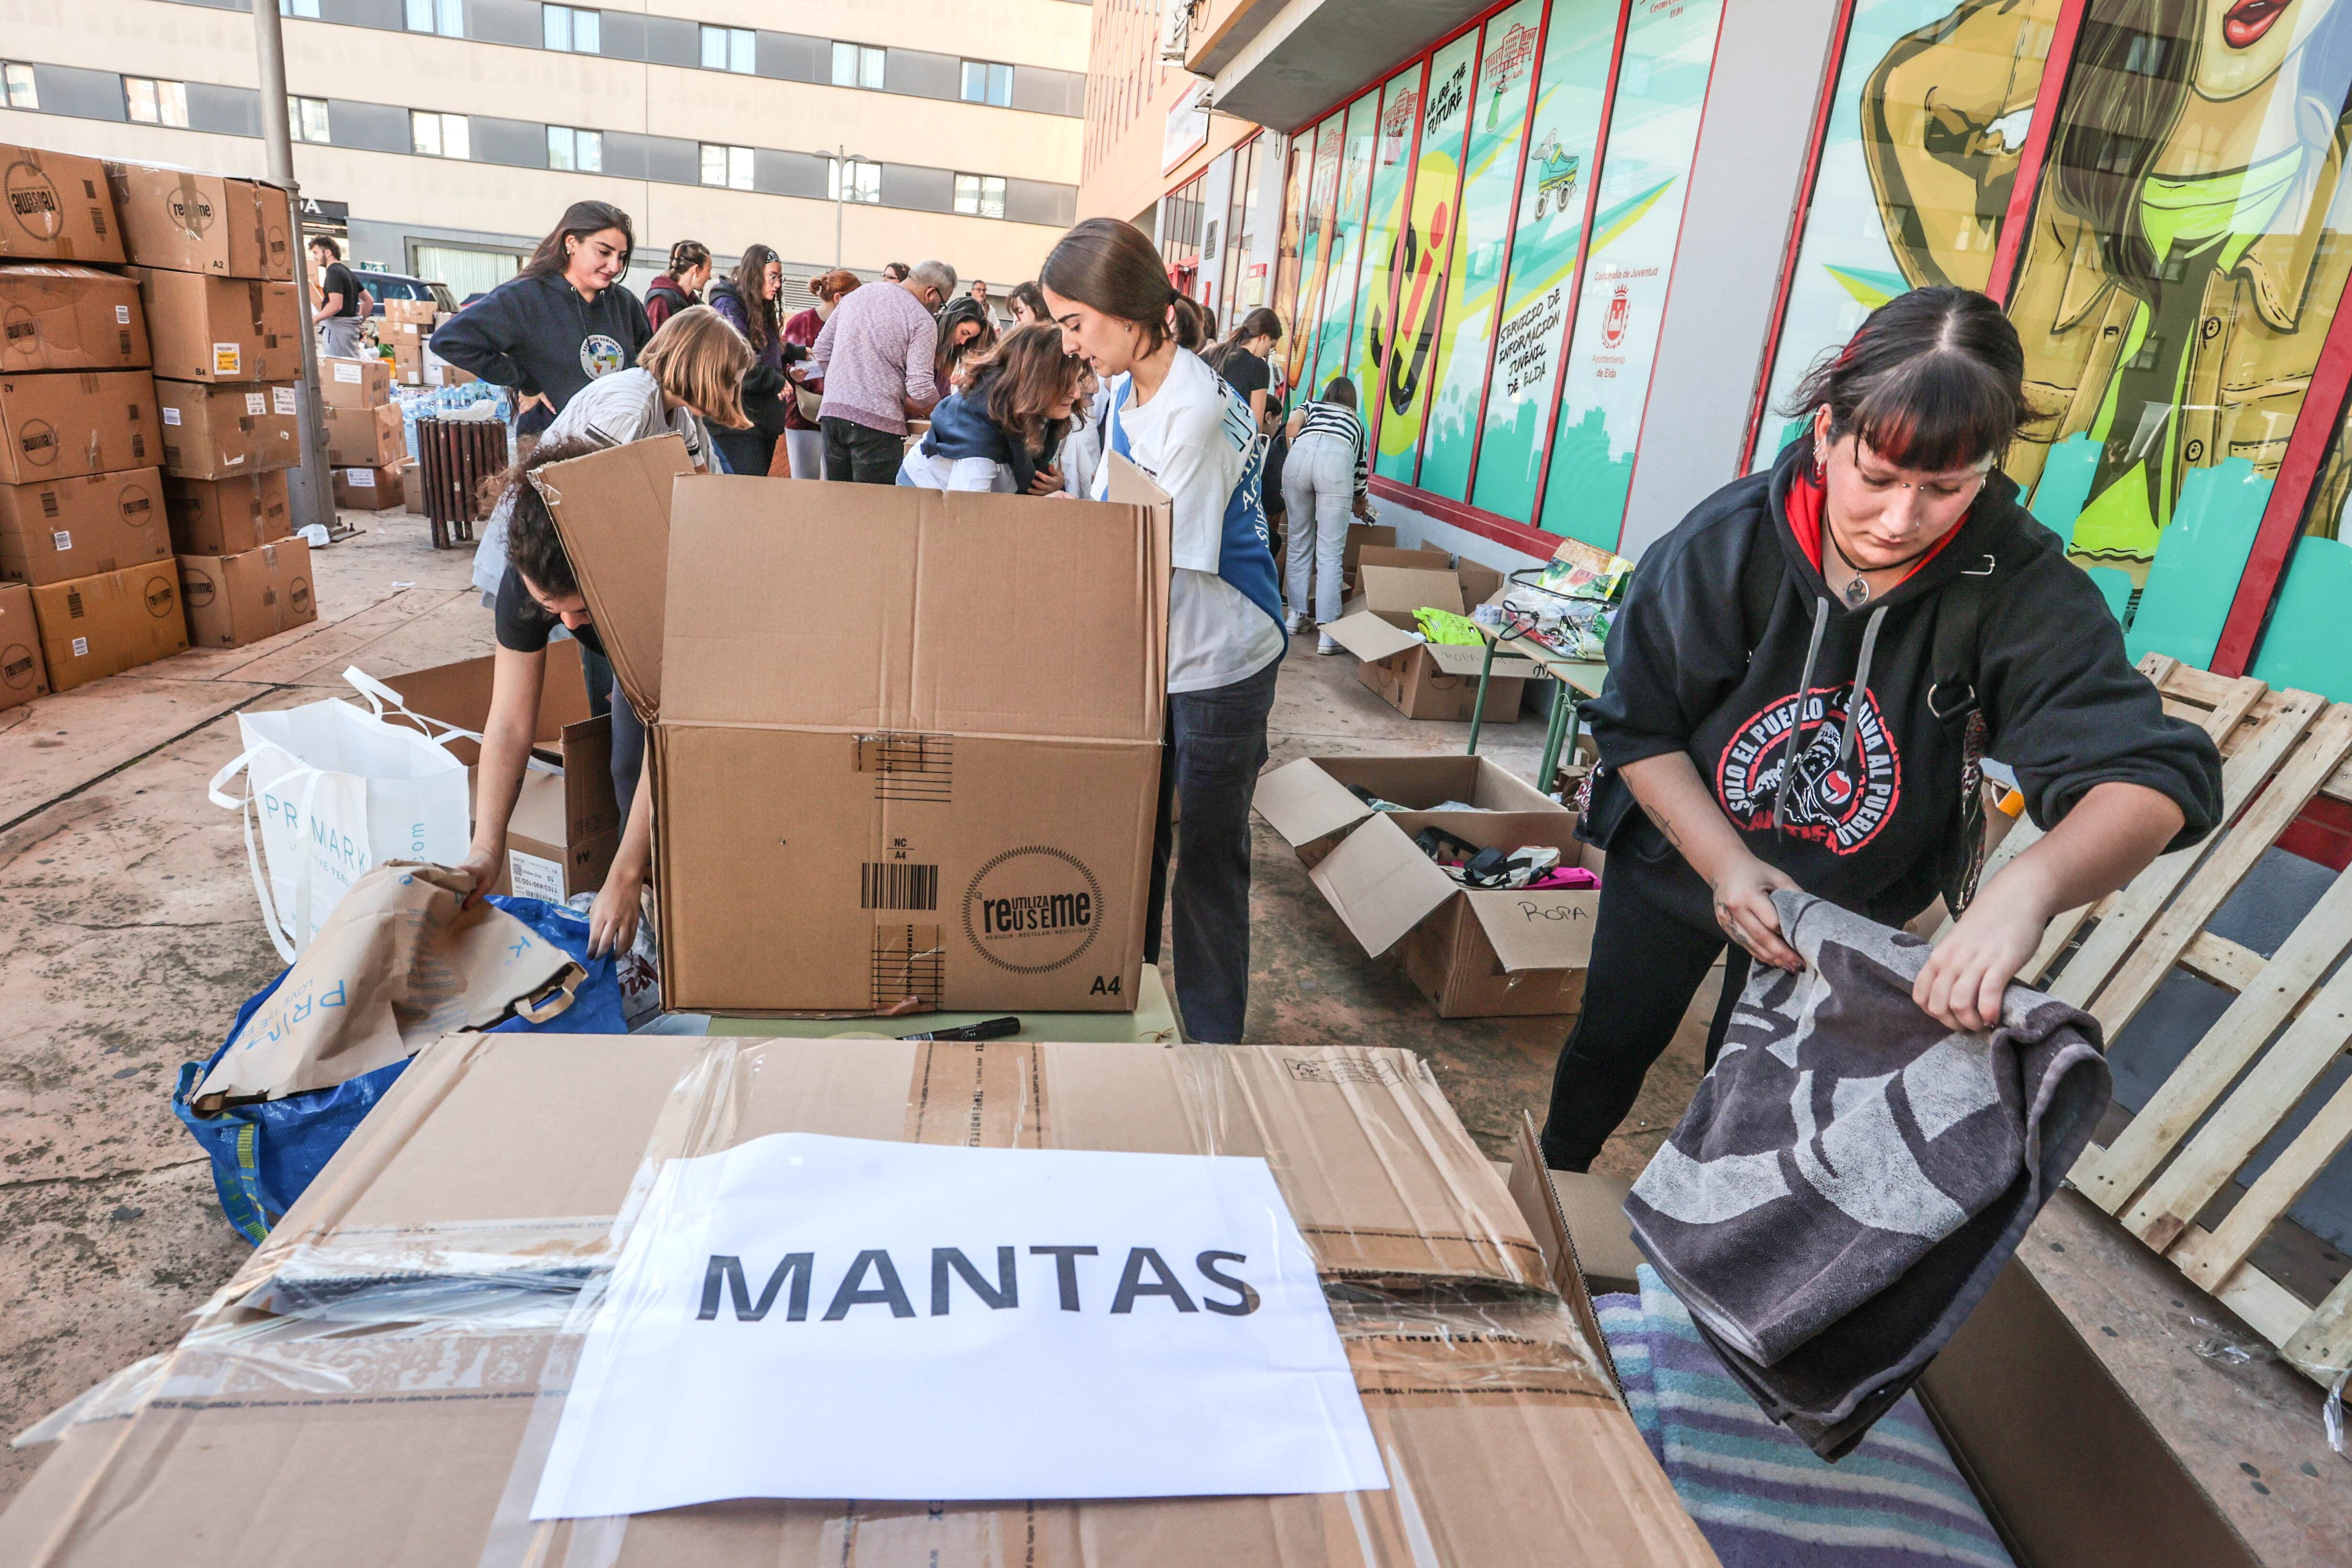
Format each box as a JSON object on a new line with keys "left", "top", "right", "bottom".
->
{"left": 377, "top": 296, "right": 469, "bottom": 390}
{"left": 320, "top": 351, "right": 406, "bottom": 511}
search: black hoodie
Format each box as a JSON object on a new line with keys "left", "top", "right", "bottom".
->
{"left": 429, "top": 272, "right": 650, "bottom": 431}
{"left": 1581, "top": 439, "right": 2223, "bottom": 929}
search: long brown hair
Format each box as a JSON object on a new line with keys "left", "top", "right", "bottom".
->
{"left": 728, "top": 243, "right": 782, "bottom": 352}
{"left": 978, "top": 324, "right": 1088, "bottom": 456}
{"left": 639, "top": 305, "right": 752, "bottom": 429}
{"left": 934, "top": 297, "right": 997, "bottom": 381}
{"left": 1039, "top": 218, "right": 1179, "bottom": 355}
{"left": 520, "top": 201, "right": 635, "bottom": 282}
{"left": 1204, "top": 306, "right": 1282, "bottom": 375}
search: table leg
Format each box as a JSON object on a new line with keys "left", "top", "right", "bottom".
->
{"left": 1539, "top": 678, "right": 1573, "bottom": 796}
{"left": 1467, "top": 637, "right": 1501, "bottom": 756}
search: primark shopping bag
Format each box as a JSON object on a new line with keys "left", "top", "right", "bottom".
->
{"left": 208, "top": 667, "right": 472, "bottom": 961}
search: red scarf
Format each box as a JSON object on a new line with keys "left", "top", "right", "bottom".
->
{"left": 1786, "top": 467, "right": 1963, "bottom": 588}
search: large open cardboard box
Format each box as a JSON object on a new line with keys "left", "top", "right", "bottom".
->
{"left": 1253, "top": 751, "right": 1562, "bottom": 867}
{"left": 1326, "top": 557, "right": 1536, "bottom": 722}
{"left": 0, "top": 1035, "right": 1717, "bottom": 1567}
{"left": 536, "top": 438, "right": 1171, "bottom": 1015}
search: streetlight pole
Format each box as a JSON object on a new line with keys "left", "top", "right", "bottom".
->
{"left": 833, "top": 146, "right": 868, "bottom": 269}
{"left": 251, "top": 0, "right": 338, "bottom": 536}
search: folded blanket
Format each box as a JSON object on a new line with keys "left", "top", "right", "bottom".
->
{"left": 1627, "top": 891, "right": 2108, "bottom": 1458}
{"left": 1601, "top": 1266, "right": 2014, "bottom": 1568}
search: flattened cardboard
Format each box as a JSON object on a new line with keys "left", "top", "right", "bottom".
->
{"left": 1251, "top": 752, "right": 1561, "bottom": 865}
{"left": 322, "top": 400, "right": 404, "bottom": 468}
{"left": 0, "top": 264, "right": 147, "bottom": 372}
{"left": 534, "top": 434, "right": 694, "bottom": 720}
{"left": 0, "top": 370, "right": 161, "bottom": 484}
{"left": 0, "top": 580, "right": 48, "bottom": 711}
{"left": 320, "top": 354, "right": 391, "bottom": 407}
{"left": 163, "top": 469, "right": 290, "bottom": 554}
{"left": 176, "top": 538, "right": 315, "bottom": 648}
{"left": 155, "top": 378, "right": 299, "bottom": 479}
{"left": 0, "top": 467, "right": 168, "bottom": 586}
{"left": 132, "top": 269, "right": 301, "bottom": 383}
{"left": 30, "top": 562, "right": 186, "bottom": 690}
{"left": 0, "top": 146, "right": 123, "bottom": 264}
{"left": 104, "top": 164, "right": 292, "bottom": 279}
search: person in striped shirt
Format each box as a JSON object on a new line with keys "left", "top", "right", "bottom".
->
{"left": 1281, "top": 378, "right": 1375, "bottom": 652}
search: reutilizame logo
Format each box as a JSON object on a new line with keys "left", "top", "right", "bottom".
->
{"left": 4, "top": 163, "right": 62, "bottom": 239}
{"left": 962, "top": 845, "right": 1102, "bottom": 974}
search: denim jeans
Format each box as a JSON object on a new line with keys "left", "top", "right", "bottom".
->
{"left": 1145, "top": 653, "right": 1281, "bottom": 1044}
{"left": 1282, "top": 431, "right": 1354, "bottom": 625}
{"left": 822, "top": 416, "right": 904, "bottom": 484}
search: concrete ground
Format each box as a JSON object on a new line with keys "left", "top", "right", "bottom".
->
{"left": 0, "top": 510, "right": 1707, "bottom": 1507}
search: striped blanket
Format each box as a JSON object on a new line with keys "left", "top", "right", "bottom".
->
{"left": 1600, "top": 1267, "right": 2012, "bottom": 1568}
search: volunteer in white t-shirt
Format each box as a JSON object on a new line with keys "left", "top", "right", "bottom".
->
{"left": 1042, "top": 218, "right": 1287, "bottom": 1045}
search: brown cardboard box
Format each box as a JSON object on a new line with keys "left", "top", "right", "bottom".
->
{"left": 163, "top": 469, "right": 291, "bottom": 554}
{"left": 1340, "top": 521, "right": 1397, "bottom": 583}
{"left": 1326, "top": 561, "right": 1538, "bottom": 722}
{"left": 379, "top": 297, "right": 438, "bottom": 325}
{"left": 322, "top": 400, "right": 404, "bottom": 467}
{"left": 0, "top": 369, "right": 161, "bottom": 484}
{"left": 319, "top": 354, "right": 390, "bottom": 407}
{"left": 0, "top": 466, "right": 169, "bottom": 585}
{"left": 332, "top": 462, "right": 403, "bottom": 511}
{"left": 176, "top": 538, "right": 314, "bottom": 648}
{"left": 0, "top": 264, "right": 148, "bottom": 372}
{"left": 400, "top": 457, "right": 424, "bottom": 514}
{"left": 502, "top": 768, "right": 619, "bottom": 901}
{"left": 0, "top": 1034, "right": 1714, "bottom": 1567}
{"left": 103, "top": 164, "right": 292, "bottom": 279}
{"left": 29, "top": 561, "right": 187, "bottom": 689}
{"left": 0, "top": 580, "right": 48, "bottom": 711}
{"left": 155, "top": 378, "right": 299, "bottom": 478}
{"left": 537, "top": 438, "right": 1170, "bottom": 1014}
{"left": 0, "top": 145, "right": 123, "bottom": 264}
{"left": 132, "top": 269, "right": 302, "bottom": 382}
{"left": 1252, "top": 752, "right": 1563, "bottom": 868}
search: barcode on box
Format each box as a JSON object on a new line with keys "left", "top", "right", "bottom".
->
{"left": 51, "top": 530, "right": 69, "bottom": 551}
{"left": 70, "top": 635, "right": 88, "bottom": 657}
{"left": 861, "top": 862, "right": 939, "bottom": 912}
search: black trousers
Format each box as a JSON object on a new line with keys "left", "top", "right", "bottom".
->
{"left": 712, "top": 424, "right": 777, "bottom": 478}
{"left": 821, "top": 416, "right": 903, "bottom": 484}
{"left": 1144, "top": 655, "right": 1280, "bottom": 1045}
{"left": 1539, "top": 854, "right": 1751, "bottom": 1171}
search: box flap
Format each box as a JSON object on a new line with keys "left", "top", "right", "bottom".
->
{"left": 1359, "top": 562, "right": 1464, "bottom": 618}
{"left": 1425, "top": 640, "right": 1538, "bottom": 678}
{"left": 1323, "top": 609, "right": 1423, "bottom": 664}
{"left": 1249, "top": 756, "right": 1376, "bottom": 847}
{"left": 1456, "top": 560, "right": 1505, "bottom": 606}
{"left": 1307, "top": 812, "right": 1464, "bottom": 957}
{"left": 1356, "top": 544, "right": 1449, "bottom": 573}
{"left": 535, "top": 435, "right": 695, "bottom": 722}
{"left": 1465, "top": 886, "right": 1601, "bottom": 970}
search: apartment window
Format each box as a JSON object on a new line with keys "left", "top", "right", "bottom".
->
{"left": 953, "top": 174, "right": 1006, "bottom": 219}
{"left": 123, "top": 77, "right": 189, "bottom": 128}
{"left": 960, "top": 61, "right": 1012, "bottom": 107}
{"left": 828, "top": 158, "right": 880, "bottom": 204}
{"left": 546, "top": 125, "right": 602, "bottom": 172}
{"left": 700, "top": 144, "right": 753, "bottom": 191}
{"left": 411, "top": 110, "right": 470, "bottom": 159}
{"left": 288, "top": 96, "right": 330, "bottom": 144}
{"left": 831, "top": 43, "right": 884, "bottom": 90}
{"left": 543, "top": 4, "right": 598, "bottom": 53}
{"left": 2, "top": 64, "right": 35, "bottom": 111}
{"left": 279, "top": 0, "right": 320, "bottom": 16}
{"left": 405, "top": 0, "right": 463, "bottom": 38}
{"left": 701, "top": 25, "right": 753, "bottom": 73}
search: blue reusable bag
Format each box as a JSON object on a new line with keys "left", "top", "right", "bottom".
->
{"left": 174, "top": 895, "right": 626, "bottom": 1242}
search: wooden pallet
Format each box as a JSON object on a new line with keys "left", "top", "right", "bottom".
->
{"left": 1977, "top": 655, "right": 2352, "bottom": 1388}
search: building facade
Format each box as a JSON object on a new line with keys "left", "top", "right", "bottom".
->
{"left": 1082, "top": 0, "right": 2352, "bottom": 708}
{"left": 1, "top": 0, "right": 1091, "bottom": 296}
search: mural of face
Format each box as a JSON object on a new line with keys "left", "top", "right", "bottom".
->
{"left": 2194, "top": 0, "right": 2342, "bottom": 99}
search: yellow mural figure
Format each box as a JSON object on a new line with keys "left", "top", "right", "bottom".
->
{"left": 1867, "top": 0, "right": 2352, "bottom": 579}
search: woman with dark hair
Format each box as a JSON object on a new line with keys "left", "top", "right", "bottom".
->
{"left": 1281, "top": 376, "right": 1372, "bottom": 650}
{"left": 1008, "top": 280, "right": 1048, "bottom": 327}
{"left": 932, "top": 296, "right": 998, "bottom": 400}
{"left": 1202, "top": 307, "right": 1284, "bottom": 433}
{"left": 1041, "top": 218, "right": 1287, "bottom": 1045}
{"left": 707, "top": 243, "right": 790, "bottom": 476}
{"left": 897, "top": 324, "right": 1084, "bottom": 493}
{"left": 430, "top": 201, "right": 650, "bottom": 441}
{"left": 1539, "top": 285, "right": 2225, "bottom": 1171}
{"left": 645, "top": 240, "right": 711, "bottom": 332}
{"left": 780, "top": 269, "right": 858, "bottom": 478}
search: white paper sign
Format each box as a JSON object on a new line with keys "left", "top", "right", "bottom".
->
{"left": 531, "top": 1133, "right": 1384, "bottom": 1518}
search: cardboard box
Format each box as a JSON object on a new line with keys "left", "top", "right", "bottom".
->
{"left": 29, "top": 561, "right": 187, "bottom": 689}
{"left": 1340, "top": 521, "right": 1397, "bottom": 584}
{"left": 503, "top": 767, "right": 619, "bottom": 901}
{"left": 332, "top": 462, "right": 403, "bottom": 511}
{"left": 537, "top": 438, "right": 1170, "bottom": 1014}
{"left": 1253, "top": 752, "right": 1564, "bottom": 867}
{"left": 155, "top": 378, "right": 299, "bottom": 479}
{"left": 1326, "top": 560, "right": 1538, "bottom": 722}
{"left": 400, "top": 457, "right": 424, "bottom": 514}
{"left": 163, "top": 469, "right": 291, "bottom": 555}
{"left": 176, "top": 537, "right": 314, "bottom": 648}
{"left": 319, "top": 354, "right": 390, "bottom": 407}
{"left": 0, "top": 466, "right": 170, "bottom": 586}
{"left": 322, "top": 399, "right": 404, "bottom": 467}
{"left": 0, "top": 579, "right": 48, "bottom": 711}
{"left": 379, "top": 297, "right": 438, "bottom": 325}
{"left": 0, "top": 1034, "right": 1713, "bottom": 1566}
{"left": 0, "top": 264, "right": 148, "bottom": 372}
{"left": 103, "top": 164, "right": 293, "bottom": 279}
{"left": 0, "top": 369, "right": 161, "bottom": 484}
{"left": 0, "top": 145, "right": 123, "bottom": 264}
{"left": 132, "top": 269, "right": 302, "bottom": 382}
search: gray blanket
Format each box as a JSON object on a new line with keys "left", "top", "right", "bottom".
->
{"left": 1626, "top": 891, "right": 2109, "bottom": 1458}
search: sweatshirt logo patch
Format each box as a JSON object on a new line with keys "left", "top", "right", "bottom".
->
{"left": 580, "top": 334, "right": 626, "bottom": 377}
{"left": 1717, "top": 684, "right": 1900, "bottom": 855}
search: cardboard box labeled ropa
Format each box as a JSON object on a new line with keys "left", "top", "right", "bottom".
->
{"left": 30, "top": 561, "right": 187, "bottom": 689}
{"left": 103, "top": 164, "right": 294, "bottom": 280}
{"left": 537, "top": 437, "right": 1170, "bottom": 1014}
{"left": 322, "top": 400, "right": 404, "bottom": 468}
{"left": 319, "top": 354, "right": 390, "bottom": 407}
{"left": 1253, "top": 751, "right": 1563, "bottom": 867}
{"left": 163, "top": 468, "right": 290, "bottom": 554}
{"left": 0, "top": 145, "right": 123, "bottom": 264}
{"left": 0, "top": 1035, "right": 1715, "bottom": 1568}
{"left": 332, "top": 463, "right": 402, "bottom": 511}
{"left": 176, "top": 537, "right": 314, "bottom": 648}
{"left": 1326, "top": 559, "right": 1537, "bottom": 723}
{"left": 0, "top": 264, "right": 147, "bottom": 373}
{"left": 0, "top": 579, "right": 49, "bottom": 711}
{"left": 0, "top": 370, "right": 161, "bottom": 485}
{"left": 0, "top": 466, "right": 169, "bottom": 586}
{"left": 156, "top": 378, "right": 299, "bottom": 479}
{"left": 132, "top": 269, "right": 301, "bottom": 383}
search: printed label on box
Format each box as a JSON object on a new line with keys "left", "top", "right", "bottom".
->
{"left": 114, "top": 305, "right": 131, "bottom": 324}
{"left": 244, "top": 392, "right": 267, "bottom": 416}
{"left": 334, "top": 362, "right": 361, "bottom": 383}
{"left": 50, "top": 530, "right": 71, "bottom": 551}
{"left": 70, "top": 636, "right": 88, "bottom": 657}
{"left": 346, "top": 467, "right": 374, "bottom": 487}
{"left": 161, "top": 408, "right": 181, "bottom": 426}
{"left": 213, "top": 344, "right": 242, "bottom": 376}
{"left": 273, "top": 386, "right": 298, "bottom": 416}
{"left": 507, "top": 849, "right": 566, "bottom": 902}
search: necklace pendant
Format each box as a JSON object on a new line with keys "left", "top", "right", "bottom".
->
{"left": 1842, "top": 576, "right": 1870, "bottom": 608}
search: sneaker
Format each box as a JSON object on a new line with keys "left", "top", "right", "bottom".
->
{"left": 1317, "top": 631, "right": 1340, "bottom": 656}
{"left": 1285, "top": 611, "right": 1309, "bottom": 634}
